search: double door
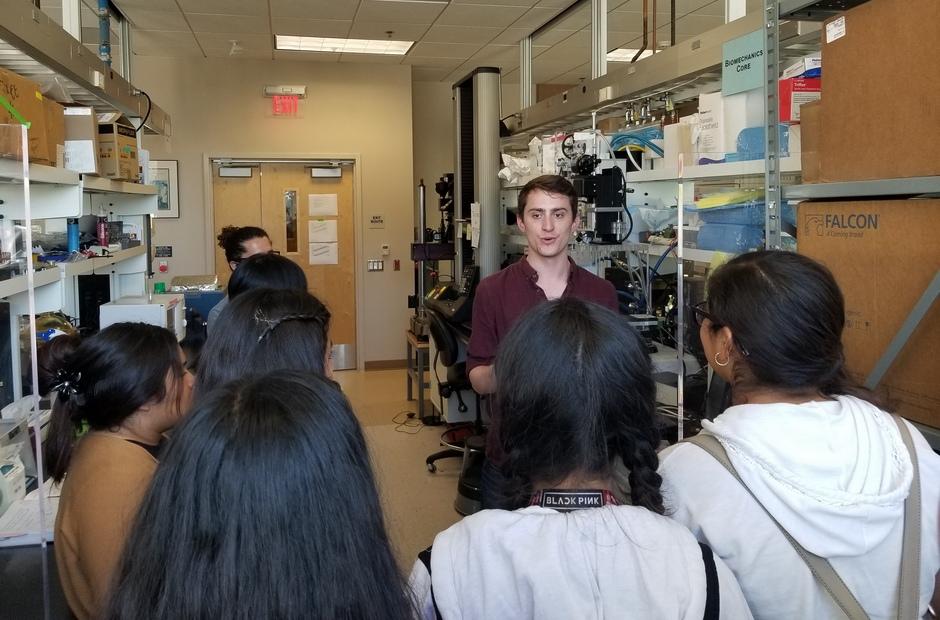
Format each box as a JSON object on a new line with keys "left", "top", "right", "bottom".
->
{"left": 212, "top": 162, "right": 356, "bottom": 369}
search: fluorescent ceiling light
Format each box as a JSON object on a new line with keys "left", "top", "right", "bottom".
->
{"left": 275, "top": 35, "right": 414, "bottom": 55}
{"left": 607, "top": 48, "right": 656, "bottom": 62}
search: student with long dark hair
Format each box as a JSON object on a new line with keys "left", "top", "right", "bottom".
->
{"left": 207, "top": 225, "right": 273, "bottom": 332}
{"left": 105, "top": 371, "right": 415, "bottom": 620}
{"left": 659, "top": 250, "right": 940, "bottom": 619}
{"left": 46, "top": 323, "right": 193, "bottom": 620}
{"left": 197, "top": 288, "right": 332, "bottom": 394}
{"left": 410, "top": 298, "right": 751, "bottom": 619}
{"left": 226, "top": 252, "right": 307, "bottom": 300}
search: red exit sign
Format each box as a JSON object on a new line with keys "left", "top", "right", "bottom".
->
{"left": 272, "top": 94, "right": 299, "bottom": 116}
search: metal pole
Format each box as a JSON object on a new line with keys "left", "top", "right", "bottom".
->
{"left": 473, "top": 70, "right": 502, "bottom": 279}
{"left": 417, "top": 180, "right": 427, "bottom": 306}
{"left": 121, "top": 18, "right": 132, "bottom": 81}
{"left": 763, "top": 0, "right": 782, "bottom": 249}
{"left": 591, "top": 0, "right": 608, "bottom": 79}
{"left": 97, "top": 0, "right": 111, "bottom": 66}
{"left": 520, "top": 36, "right": 534, "bottom": 109}
{"left": 452, "top": 85, "right": 465, "bottom": 285}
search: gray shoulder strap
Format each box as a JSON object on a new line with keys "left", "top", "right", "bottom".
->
{"left": 892, "top": 416, "right": 921, "bottom": 620}
{"left": 686, "top": 433, "right": 870, "bottom": 620}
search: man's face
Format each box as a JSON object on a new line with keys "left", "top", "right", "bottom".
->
{"left": 228, "top": 236, "right": 273, "bottom": 271}
{"left": 517, "top": 189, "right": 579, "bottom": 259}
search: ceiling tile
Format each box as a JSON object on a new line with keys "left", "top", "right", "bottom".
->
{"left": 121, "top": 9, "right": 188, "bottom": 31}
{"left": 271, "top": 18, "right": 353, "bottom": 38}
{"left": 490, "top": 28, "right": 529, "bottom": 45}
{"left": 133, "top": 29, "right": 200, "bottom": 48}
{"left": 410, "top": 41, "right": 483, "bottom": 59}
{"left": 550, "top": 7, "right": 590, "bottom": 30}
{"left": 347, "top": 22, "right": 429, "bottom": 40}
{"left": 187, "top": 14, "right": 271, "bottom": 34}
{"left": 412, "top": 67, "right": 451, "bottom": 82}
{"left": 511, "top": 7, "right": 566, "bottom": 30}
{"left": 437, "top": 4, "right": 528, "bottom": 28}
{"left": 197, "top": 32, "right": 273, "bottom": 50}
{"left": 532, "top": 27, "right": 578, "bottom": 45}
{"left": 176, "top": 0, "right": 268, "bottom": 16}
{"left": 536, "top": 0, "right": 576, "bottom": 6}
{"left": 423, "top": 25, "right": 503, "bottom": 44}
{"left": 355, "top": 0, "right": 447, "bottom": 24}
{"left": 401, "top": 56, "right": 464, "bottom": 69}
{"left": 449, "top": 0, "right": 535, "bottom": 5}
{"left": 203, "top": 48, "right": 272, "bottom": 59}
{"left": 113, "top": 0, "right": 178, "bottom": 11}
{"left": 269, "top": 0, "right": 360, "bottom": 20}
{"left": 607, "top": 30, "right": 645, "bottom": 49}
{"left": 273, "top": 50, "right": 341, "bottom": 62}
{"left": 338, "top": 53, "right": 406, "bottom": 64}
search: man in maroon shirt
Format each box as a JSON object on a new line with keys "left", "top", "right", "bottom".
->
{"left": 467, "top": 174, "right": 618, "bottom": 507}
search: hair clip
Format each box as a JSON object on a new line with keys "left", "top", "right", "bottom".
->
{"left": 51, "top": 368, "right": 82, "bottom": 399}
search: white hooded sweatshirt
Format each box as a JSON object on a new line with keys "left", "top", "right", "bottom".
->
{"left": 409, "top": 504, "right": 754, "bottom": 619}
{"left": 658, "top": 395, "right": 940, "bottom": 620}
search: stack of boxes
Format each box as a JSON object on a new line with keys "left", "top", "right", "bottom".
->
{"left": 797, "top": 0, "right": 940, "bottom": 430}
{"left": 0, "top": 67, "right": 139, "bottom": 181}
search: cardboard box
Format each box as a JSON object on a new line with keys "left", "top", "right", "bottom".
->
{"left": 778, "top": 77, "right": 821, "bottom": 123}
{"left": 96, "top": 112, "right": 138, "bottom": 181}
{"left": 63, "top": 106, "right": 99, "bottom": 174}
{"left": 696, "top": 90, "right": 763, "bottom": 160}
{"left": 799, "top": 100, "right": 822, "bottom": 183}
{"left": 39, "top": 98, "right": 65, "bottom": 166}
{"left": 819, "top": 0, "right": 940, "bottom": 181}
{"left": 0, "top": 67, "right": 45, "bottom": 162}
{"left": 782, "top": 55, "right": 821, "bottom": 80}
{"left": 798, "top": 199, "right": 940, "bottom": 429}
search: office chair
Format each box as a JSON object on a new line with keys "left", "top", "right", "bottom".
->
{"left": 424, "top": 307, "right": 486, "bottom": 515}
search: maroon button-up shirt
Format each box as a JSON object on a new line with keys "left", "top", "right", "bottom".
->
{"left": 467, "top": 256, "right": 618, "bottom": 463}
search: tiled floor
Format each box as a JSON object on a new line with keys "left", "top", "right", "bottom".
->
{"left": 334, "top": 368, "right": 463, "bottom": 569}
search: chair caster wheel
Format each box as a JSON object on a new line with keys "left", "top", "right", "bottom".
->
{"left": 427, "top": 462, "right": 437, "bottom": 473}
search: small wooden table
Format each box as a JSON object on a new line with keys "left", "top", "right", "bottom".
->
{"left": 405, "top": 330, "right": 431, "bottom": 420}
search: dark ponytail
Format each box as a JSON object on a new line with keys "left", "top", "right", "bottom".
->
{"left": 494, "top": 298, "right": 663, "bottom": 513}
{"left": 44, "top": 323, "right": 184, "bottom": 482}
{"left": 704, "top": 250, "right": 887, "bottom": 409}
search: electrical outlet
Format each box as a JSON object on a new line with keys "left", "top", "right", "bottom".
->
{"left": 381, "top": 243, "right": 390, "bottom": 256}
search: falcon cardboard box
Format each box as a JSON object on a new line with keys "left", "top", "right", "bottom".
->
{"left": 798, "top": 199, "right": 940, "bottom": 429}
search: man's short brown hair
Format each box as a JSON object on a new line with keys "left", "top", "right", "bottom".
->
{"left": 517, "top": 175, "right": 578, "bottom": 219}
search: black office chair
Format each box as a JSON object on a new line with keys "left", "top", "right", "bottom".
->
{"left": 424, "top": 307, "right": 486, "bottom": 515}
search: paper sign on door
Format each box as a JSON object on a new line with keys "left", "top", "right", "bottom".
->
{"left": 309, "top": 220, "right": 338, "bottom": 242}
{"left": 309, "top": 242, "right": 338, "bottom": 265}
{"left": 308, "top": 193, "right": 338, "bottom": 216}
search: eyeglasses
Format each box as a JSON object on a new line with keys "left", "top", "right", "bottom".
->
{"left": 691, "top": 301, "right": 720, "bottom": 328}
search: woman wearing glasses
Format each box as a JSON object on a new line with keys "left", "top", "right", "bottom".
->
{"left": 659, "top": 250, "right": 940, "bottom": 619}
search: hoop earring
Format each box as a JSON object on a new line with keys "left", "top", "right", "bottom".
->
{"left": 714, "top": 352, "right": 730, "bottom": 367}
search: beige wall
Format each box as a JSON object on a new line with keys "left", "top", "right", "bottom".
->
{"left": 411, "top": 81, "right": 454, "bottom": 234}
{"left": 134, "top": 57, "right": 414, "bottom": 364}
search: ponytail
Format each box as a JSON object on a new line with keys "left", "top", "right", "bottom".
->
{"left": 618, "top": 428, "right": 665, "bottom": 514}
{"left": 44, "top": 368, "right": 85, "bottom": 483}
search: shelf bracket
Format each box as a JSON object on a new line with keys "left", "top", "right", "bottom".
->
{"left": 763, "top": 0, "right": 782, "bottom": 250}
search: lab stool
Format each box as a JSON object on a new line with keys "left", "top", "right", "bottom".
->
{"left": 454, "top": 434, "right": 485, "bottom": 516}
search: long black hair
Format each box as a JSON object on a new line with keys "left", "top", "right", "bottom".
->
{"left": 495, "top": 298, "right": 661, "bottom": 512}
{"left": 227, "top": 252, "right": 307, "bottom": 300}
{"left": 216, "top": 225, "right": 269, "bottom": 263}
{"left": 104, "top": 371, "right": 415, "bottom": 620}
{"left": 704, "top": 250, "right": 885, "bottom": 407}
{"left": 196, "top": 288, "right": 331, "bottom": 395}
{"left": 44, "top": 323, "right": 185, "bottom": 483}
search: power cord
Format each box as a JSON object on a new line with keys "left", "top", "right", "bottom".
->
{"left": 392, "top": 410, "right": 425, "bottom": 434}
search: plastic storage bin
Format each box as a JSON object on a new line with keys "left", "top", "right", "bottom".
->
{"left": 696, "top": 223, "right": 763, "bottom": 253}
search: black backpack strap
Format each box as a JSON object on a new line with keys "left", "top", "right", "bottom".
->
{"left": 699, "top": 542, "right": 720, "bottom": 620}
{"left": 418, "top": 546, "right": 443, "bottom": 620}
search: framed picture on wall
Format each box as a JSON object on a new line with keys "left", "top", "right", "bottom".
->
{"left": 149, "top": 160, "right": 180, "bottom": 218}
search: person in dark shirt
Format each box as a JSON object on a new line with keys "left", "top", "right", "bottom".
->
{"left": 466, "top": 174, "right": 617, "bottom": 508}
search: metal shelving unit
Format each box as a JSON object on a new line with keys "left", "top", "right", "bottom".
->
{"left": 784, "top": 176, "right": 940, "bottom": 200}
{"left": 0, "top": 1, "right": 170, "bottom": 135}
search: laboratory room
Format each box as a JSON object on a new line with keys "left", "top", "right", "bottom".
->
{"left": 0, "top": 0, "right": 938, "bottom": 617}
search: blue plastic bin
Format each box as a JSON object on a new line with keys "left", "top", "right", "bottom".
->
{"left": 686, "top": 202, "right": 797, "bottom": 227}
{"left": 696, "top": 223, "right": 764, "bottom": 253}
